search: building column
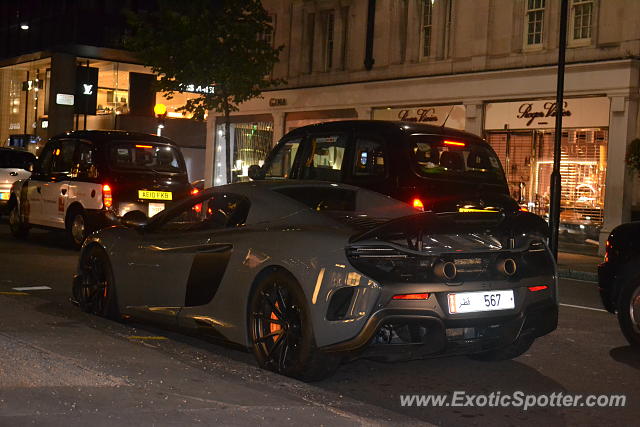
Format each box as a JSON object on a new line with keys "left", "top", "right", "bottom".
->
{"left": 272, "top": 111, "right": 285, "bottom": 146}
{"left": 204, "top": 114, "right": 218, "bottom": 188}
{"left": 464, "top": 101, "right": 483, "bottom": 136}
{"left": 47, "top": 53, "right": 76, "bottom": 138}
{"left": 599, "top": 95, "right": 639, "bottom": 254}
{"left": 356, "top": 107, "right": 372, "bottom": 120}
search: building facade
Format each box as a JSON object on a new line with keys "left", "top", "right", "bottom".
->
{"left": 0, "top": 0, "right": 206, "bottom": 180}
{"left": 206, "top": 0, "right": 640, "bottom": 255}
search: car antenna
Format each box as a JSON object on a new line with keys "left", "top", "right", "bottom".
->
{"left": 441, "top": 105, "right": 455, "bottom": 129}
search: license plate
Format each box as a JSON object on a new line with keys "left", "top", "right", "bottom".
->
{"left": 448, "top": 290, "right": 515, "bottom": 314}
{"left": 0, "top": 192, "right": 8, "bottom": 200}
{"left": 138, "top": 190, "right": 172, "bottom": 201}
{"left": 148, "top": 203, "right": 165, "bottom": 217}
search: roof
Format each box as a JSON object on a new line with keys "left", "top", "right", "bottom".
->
{"left": 51, "top": 130, "right": 179, "bottom": 145}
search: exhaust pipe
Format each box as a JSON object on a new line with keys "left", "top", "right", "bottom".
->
{"left": 434, "top": 261, "right": 457, "bottom": 281}
{"left": 497, "top": 258, "right": 517, "bottom": 276}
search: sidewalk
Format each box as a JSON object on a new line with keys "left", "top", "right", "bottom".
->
{"left": 557, "top": 251, "right": 601, "bottom": 282}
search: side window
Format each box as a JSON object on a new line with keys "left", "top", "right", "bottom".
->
{"left": 301, "top": 134, "right": 347, "bottom": 182}
{"left": 352, "top": 136, "right": 386, "bottom": 178}
{"left": 35, "top": 142, "right": 56, "bottom": 177}
{"left": 265, "top": 138, "right": 301, "bottom": 178}
{"left": 72, "top": 141, "right": 98, "bottom": 180}
{"left": 51, "top": 139, "right": 77, "bottom": 176}
{"left": 154, "top": 193, "right": 250, "bottom": 233}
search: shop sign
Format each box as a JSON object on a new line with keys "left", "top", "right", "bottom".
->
{"left": 484, "top": 97, "right": 610, "bottom": 130}
{"left": 269, "top": 98, "right": 287, "bottom": 107}
{"left": 179, "top": 83, "right": 215, "bottom": 94}
{"left": 9, "top": 123, "right": 20, "bottom": 130}
{"left": 56, "top": 93, "right": 74, "bottom": 106}
{"left": 75, "top": 66, "right": 99, "bottom": 115}
{"left": 372, "top": 105, "right": 466, "bottom": 130}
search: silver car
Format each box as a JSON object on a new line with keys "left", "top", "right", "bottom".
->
{"left": 1, "top": 148, "right": 34, "bottom": 214}
{"left": 73, "top": 181, "right": 557, "bottom": 381}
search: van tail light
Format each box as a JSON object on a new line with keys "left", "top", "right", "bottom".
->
{"left": 412, "top": 198, "right": 425, "bottom": 211}
{"left": 102, "top": 184, "right": 113, "bottom": 209}
{"left": 528, "top": 285, "right": 548, "bottom": 292}
{"left": 443, "top": 140, "right": 466, "bottom": 147}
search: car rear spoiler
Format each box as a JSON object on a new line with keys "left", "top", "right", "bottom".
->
{"left": 349, "top": 211, "right": 547, "bottom": 245}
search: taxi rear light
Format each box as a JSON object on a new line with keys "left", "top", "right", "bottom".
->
{"left": 392, "top": 293, "right": 430, "bottom": 300}
{"left": 412, "top": 198, "right": 425, "bottom": 211}
{"left": 519, "top": 206, "right": 529, "bottom": 212}
{"left": 444, "top": 140, "right": 466, "bottom": 147}
{"left": 136, "top": 144, "right": 153, "bottom": 149}
{"left": 528, "top": 285, "right": 548, "bottom": 292}
{"left": 102, "top": 184, "right": 113, "bottom": 208}
{"left": 191, "top": 188, "right": 200, "bottom": 196}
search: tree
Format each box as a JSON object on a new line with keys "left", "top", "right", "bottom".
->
{"left": 126, "top": 0, "right": 283, "bottom": 184}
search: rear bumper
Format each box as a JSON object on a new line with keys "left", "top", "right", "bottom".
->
{"left": 320, "top": 300, "right": 558, "bottom": 361}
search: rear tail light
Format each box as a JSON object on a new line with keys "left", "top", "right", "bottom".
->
{"left": 191, "top": 188, "right": 202, "bottom": 213}
{"left": 528, "top": 285, "right": 548, "bottom": 292}
{"left": 191, "top": 188, "right": 200, "bottom": 196}
{"left": 392, "top": 293, "right": 429, "bottom": 300}
{"left": 412, "top": 198, "right": 425, "bottom": 211}
{"left": 519, "top": 206, "right": 529, "bottom": 212}
{"left": 102, "top": 184, "right": 113, "bottom": 208}
{"left": 443, "top": 140, "right": 466, "bottom": 147}
{"left": 604, "top": 240, "right": 612, "bottom": 263}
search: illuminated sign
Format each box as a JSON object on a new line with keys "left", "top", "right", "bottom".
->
{"left": 179, "top": 84, "right": 215, "bottom": 94}
{"left": 372, "top": 105, "right": 466, "bottom": 130}
{"left": 56, "top": 93, "right": 74, "bottom": 106}
{"left": 83, "top": 84, "right": 94, "bottom": 95}
{"left": 75, "top": 66, "right": 99, "bottom": 115}
{"left": 269, "top": 98, "right": 287, "bottom": 107}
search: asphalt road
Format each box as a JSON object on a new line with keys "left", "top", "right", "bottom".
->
{"left": 0, "top": 221, "right": 638, "bottom": 426}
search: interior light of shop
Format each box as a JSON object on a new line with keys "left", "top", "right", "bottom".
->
{"left": 102, "top": 184, "right": 113, "bottom": 208}
{"left": 443, "top": 140, "right": 466, "bottom": 147}
{"left": 412, "top": 198, "right": 425, "bottom": 211}
{"left": 135, "top": 145, "right": 153, "bottom": 149}
{"left": 528, "top": 285, "right": 548, "bottom": 292}
{"left": 392, "top": 293, "right": 430, "bottom": 300}
{"left": 20, "top": 23, "right": 29, "bottom": 30}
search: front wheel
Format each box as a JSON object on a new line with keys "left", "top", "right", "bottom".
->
{"left": 248, "top": 270, "right": 339, "bottom": 381}
{"left": 75, "top": 246, "right": 120, "bottom": 320}
{"left": 68, "top": 209, "right": 89, "bottom": 249}
{"left": 617, "top": 278, "right": 640, "bottom": 347}
{"left": 9, "top": 202, "right": 29, "bottom": 238}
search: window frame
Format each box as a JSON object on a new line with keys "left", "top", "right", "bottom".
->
{"left": 348, "top": 133, "right": 389, "bottom": 184}
{"left": 299, "top": 132, "right": 350, "bottom": 183}
{"left": 420, "top": 0, "right": 434, "bottom": 59}
{"left": 523, "top": 0, "right": 546, "bottom": 50}
{"left": 568, "top": 0, "right": 594, "bottom": 47}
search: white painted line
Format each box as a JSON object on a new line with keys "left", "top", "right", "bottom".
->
{"left": 12, "top": 286, "right": 52, "bottom": 291}
{"left": 560, "top": 303, "right": 608, "bottom": 313}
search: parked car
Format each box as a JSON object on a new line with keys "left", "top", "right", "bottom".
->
{"left": 72, "top": 180, "right": 557, "bottom": 381}
{"left": 8, "top": 130, "right": 193, "bottom": 247}
{"left": 0, "top": 147, "right": 36, "bottom": 213}
{"left": 598, "top": 222, "right": 640, "bottom": 347}
{"left": 250, "top": 120, "right": 519, "bottom": 214}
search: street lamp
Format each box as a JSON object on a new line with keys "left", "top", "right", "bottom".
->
{"left": 154, "top": 103, "right": 167, "bottom": 136}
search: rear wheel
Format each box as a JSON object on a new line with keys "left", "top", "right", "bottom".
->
{"left": 617, "top": 276, "right": 640, "bottom": 347}
{"left": 248, "top": 270, "right": 339, "bottom": 381}
{"left": 68, "top": 209, "right": 89, "bottom": 249}
{"left": 9, "top": 202, "right": 29, "bottom": 239}
{"left": 468, "top": 335, "right": 535, "bottom": 361}
{"left": 75, "top": 246, "right": 120, "bottom": 320}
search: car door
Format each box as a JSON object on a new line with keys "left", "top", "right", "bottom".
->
{"left": 121, "top": 191, "right": 250, "bottom": 322}
{"left": 24, "top": 142, "right": 57, "bottom": 225}
{"left": 263, "top": 136, "right": 305, "bottom": 179}
{"left": 40, "top": 139, "right": 77, "bottom": 228}
{"left": 298, "top": 132, "right": 350, "bottom": 183}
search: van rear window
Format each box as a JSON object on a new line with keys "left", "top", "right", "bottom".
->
{"left": 411, "top": 137, "right": 505, "bottom": 185}
{"left": 109, "top": 141, "right": 185, "bottom": 173}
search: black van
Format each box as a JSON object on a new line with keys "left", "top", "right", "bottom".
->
{"left": 9, "top": 130, "right": 193, "bottom": 247}
{"left": 250, "top": 121, "right": 518, "bottom": 213}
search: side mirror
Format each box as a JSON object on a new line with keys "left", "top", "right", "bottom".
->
{"left": 121, "top": 217, "right": 148, "bottom": 229}
{"left": 248, "top": 164, "right": 265, "bottom": 180}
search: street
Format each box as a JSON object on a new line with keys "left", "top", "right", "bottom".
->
{"left": 0, "top": 220, "right": 638, "bottom": 426}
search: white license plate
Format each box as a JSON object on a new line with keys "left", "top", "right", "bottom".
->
{"left": 148, "top": 203, "right": 165, "bottom": 217}
{"left": 448, "top": 290, "right": 515, "bottom": 314}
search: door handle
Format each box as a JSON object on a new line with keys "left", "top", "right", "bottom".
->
{"left": 9, "top": 171, "right": 18, "bottom": 176}
{"left": 61, "top": 188, "right": 67, "bottom": 195}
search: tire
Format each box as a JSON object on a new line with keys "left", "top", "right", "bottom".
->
{"left": 468, "top": 335, "right": 535, "bottom": 361}
{"left": 8, "top": 201, "right": 29, "bottom": 239}
{"left": 617, "top": 275, "right": 640, "bottom": 347}
{"left": 67, "top": 209, "right": 90, "bottom": 249}
{"left": 248, "top": 270, "right": 340, "bottom": 381}
{"left": 74, "top": 246, "right": 121, "bottom": 320}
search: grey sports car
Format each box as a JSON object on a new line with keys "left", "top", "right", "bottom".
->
{"left": 73, "top": 181, "right": 557, "bottom": 381}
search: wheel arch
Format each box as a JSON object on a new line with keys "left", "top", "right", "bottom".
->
{"left": 65, "top": 202, "right": 85, "bottom": 229}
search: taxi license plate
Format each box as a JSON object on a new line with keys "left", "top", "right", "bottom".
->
{"left": 138, "top": 190, "right": 172, "bottom": 201}
{"left": 448, "top": 290, "right": 515, "bottom": 314}
{"left": 148, "top": 203, "right": 165, "bottom": 217}
{"left": 0, "top": 192, "right": 9, "bottom": 200}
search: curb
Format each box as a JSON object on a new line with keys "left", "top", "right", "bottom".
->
{"left": 558, "top": 269, "right": 598, "bottom": 283}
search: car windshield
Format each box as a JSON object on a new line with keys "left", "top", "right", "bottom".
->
{"left": 109, "top": 141, "right": 185, "bottom": 173}
{"left": 411, "top": 136, "right": 505, "bottom": 184}
{"left": 0, "top": 149, "right": 34, "bottom": 170}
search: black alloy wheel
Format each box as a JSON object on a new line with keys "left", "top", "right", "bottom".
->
{"left": 9, "top": 202, "right": 29, "bottom": 238}
{"left": 617, "top": 276, "right": 640, "bottom": 347}
{"left": 68, "top": 209, "right": 89, "bottom": 249}
{"left": 75, "top": 246, "right": 120, "bottom": 320}
{"left": 249, "top": 270, "right": 339, "bottom": 381}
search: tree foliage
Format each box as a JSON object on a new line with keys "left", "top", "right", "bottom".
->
{"left": 126, "top": 0, "right": 283, "bottom": 182}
